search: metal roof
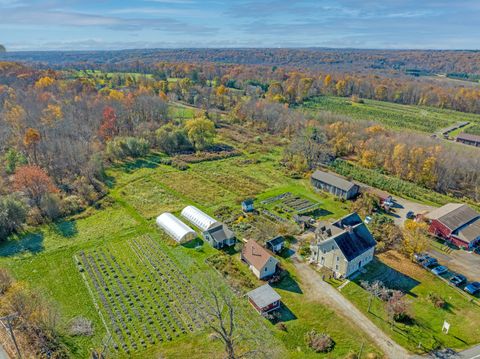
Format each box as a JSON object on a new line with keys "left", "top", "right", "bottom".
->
{"left": 456, "top": 133, "right": 480, "bottom": 143}
{"left": 427, "top": 204, "right": 479, "bottom": 232}
{"left": 156, "top": 213, "right": 197, "bottom": 243}
{"left": 203, "top": 223, "right": 235, "bottom": 243}
{"left": 311, "top": 170, "right": 357, "bottom": 192}
{"left": 181, "top": 205, "right": 219, "bottom": 231}
{"left": 247, "top": 284, "right": 281, "bottom": 308}
{"left": 456, "top": 218, "right": 480, "bottom": 244}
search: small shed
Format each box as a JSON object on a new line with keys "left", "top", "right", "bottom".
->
{"left": 241, "top": 199, "right": 255, "bottom": 213}
{"left": 181, "top": 205, "right": 219, "bottom": 231}
{"left": 247, "top": 284, "right": 281, "bottom": 314}
{"left": 266, "top": 236, "right": 285, "bottom": 253}
{"left": 156, "top": 213, "right": 197, "bottom": 243}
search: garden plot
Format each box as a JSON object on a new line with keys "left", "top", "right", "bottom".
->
{"left": 119, "top": 177, "right": 186, "bottom": 219}
{"left": 153, "top": 171, "right": 237, "bottom": 207}
{"left": 76, "top": 235, "right": 209, "bottom": 355}
{"left": 261, "top": 192, "right": 320, "bottom": 219}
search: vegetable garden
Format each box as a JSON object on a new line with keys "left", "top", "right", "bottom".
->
{"left": 76, "top": 235, "right": 209, "bottom": 355}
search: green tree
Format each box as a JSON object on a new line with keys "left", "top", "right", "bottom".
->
{"left": 4, "top": 149, "right": 27, "bottom": 174}
{"left": 185, "top": 117, "right": 216, "bottom": 150}
{"left": 0, "top": 44, "right": 5, "bottom": 53}
{"left": 0, "top": 195, "right": 27, "bottom": 240}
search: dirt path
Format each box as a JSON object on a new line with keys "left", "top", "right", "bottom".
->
{"left": 292, "top": 257, "right": 410, "bottom": 359}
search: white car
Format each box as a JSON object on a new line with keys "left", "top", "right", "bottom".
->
{"left": 364, "top": 216, "right": 373, "bottom": 224}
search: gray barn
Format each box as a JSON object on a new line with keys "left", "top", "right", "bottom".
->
{"left": 311, "top": 170, "right": 359, "bottom": 200}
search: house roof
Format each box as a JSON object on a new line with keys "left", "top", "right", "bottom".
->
{"left": 247, "top": 284, "right": 281, "bottom": 308}
{"left": 242, "top": 240, "right": 277, "bottom": 271}
{"left": 311, "top": 170, "right": 357, "bottom": 192}
{"left": 457, "top": 133, "right": 480, "bottom": 143}
{"left": 456, "top": 218, "right": 480, "bottom": 244}
{"left": 427, "top": 204, "right": 479, "bottom": 232}
{"left": 203, "top": 223, "right": 235, "bottom": 243}
{"left": 332, "top": 224, "right": 377, "bottom": 261}
{"left": 266, "top": 236, "right": 285, "bottom": 247}
{"left": 316, "top": 212, "right": 376, "bottom": 261}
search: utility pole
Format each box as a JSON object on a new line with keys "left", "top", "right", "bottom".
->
{"left": 0, "top": 313, "right": 21, "bottom": 359}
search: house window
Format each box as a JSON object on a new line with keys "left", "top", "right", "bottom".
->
{"left": 335, "top": 265, "right": 339, "bottom": 270}
{"left": 323, "top": 249, "right": 326, "bottom": 254}
{"left": 336, "top": 256, "right": 339, "bottom": 261}
{"left": 321, "top": 257, "right": 324, "bottom": 264}
{"left": 331, "top": 246, "right": 334, "bottom": 250}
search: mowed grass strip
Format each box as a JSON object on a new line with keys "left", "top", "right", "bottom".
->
{"left": 341, "top": 250, "right": 480, "bottom": 353}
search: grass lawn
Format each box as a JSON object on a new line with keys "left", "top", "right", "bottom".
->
{"left": 341, "top": 250, "right": 480, "bottom": 353}
{"left": 301, "top": 96, "right": 480, "bottom": 133}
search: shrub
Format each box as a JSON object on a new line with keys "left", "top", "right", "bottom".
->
{"left": 61, "top": 195, "right": 85, "bottom": 216}
{"left": 105, "top": 137, "right": 150, "bottom": 161}
{"left": 171, "top": 159, "right": 189, "bottom": 171}
{"left": 305, "top": 330, "right": 335, "bottom": 353}
{"left": 428, "top": 292, "right": 447, "bottom": 309}
{"left": 0, "top": 194, "right": 27, "bottom": 240}
{"left": 276, "top": 322, "right": 287, "bottom": 332}
{"left": 0, "top": 268, "right": 13, "bottom": 294}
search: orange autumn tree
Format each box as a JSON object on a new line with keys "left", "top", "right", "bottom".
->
{"left": 98, "top": 106, "right": 118, "bottom": 142}
{"left": 23, "top": 127, "right": 41, "bottom": 163}
{"left": 13, "top": 165, "right": 58, "bottom": 207}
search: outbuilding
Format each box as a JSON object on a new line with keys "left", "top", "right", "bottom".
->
{"left": 266, "top": 236, "right": 285, "bottom": 253}
{"left": 242, "top": 199, "right": 255, "bottom": 213}
{"left": 311, "top": 170, "right": 359, "bottom": 200}
{"left": 181, "top": 205, "right": 219, "bottom": 231}
{"left": 156, "top": 213, "right": 197, "bottom": 243}
{"left": 247, "top": 284, "right": 281, "bottom": 314}
{"left": 202, "top": 223, "right": 236, "bottom": 249}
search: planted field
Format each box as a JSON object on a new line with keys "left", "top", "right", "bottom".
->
{"left": 464, "top": 123, "right": 480, "bottom": 136}
{"left": 118, "top": 177, "right": 187, "bottom": 219}
{"left": 302, "top": 96, "right": 480, "bottom": 133}
{"left": 77, "top": 235, "right": 209, "bottom": 356}
{"left": 153, "top": 170, "right": 237, "bottom": 208}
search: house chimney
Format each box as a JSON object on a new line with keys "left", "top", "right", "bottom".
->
{"left": 346, "top": 225, "right": 353, "bottom": 234}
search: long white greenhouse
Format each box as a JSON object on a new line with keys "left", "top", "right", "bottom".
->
{"left": 180, "top": 205, "right": 219, "bottom": 231}
{"left": 156, "top": 213, "right": 197, "bottom": 243}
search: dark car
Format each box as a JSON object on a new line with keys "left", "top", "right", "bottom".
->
{"left": 431, "top": 265, "right": 448, "bottom": 275}
{"left": 449, "top": 274, "right": 467, "bottom": 287}
{"left": 422, "top": 257, "right": 438, "bottom": 268}
{"left": 474, "top": 247, "right": 480, "bottom": 255}
{"left": 406, "top": 211, "right": 415, "bottom": 219}
{"left": 465, "top": 282, "right": 480, "bottom": 295}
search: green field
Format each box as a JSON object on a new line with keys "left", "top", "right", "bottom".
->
{"left": 340, "top": 251, "right": 480, "bottom": 353}
{"left": 302, "top": 96, "right": 480, "bottom": 133}
{"left": 0, "top": 127, "right": 382, "bottom": 358}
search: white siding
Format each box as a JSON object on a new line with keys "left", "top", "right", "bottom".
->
{"left": 156, "top": 213, "right": 197, "bottom": 243}
{"left": 181, "top": 205, "right": 219, "bottom": 231}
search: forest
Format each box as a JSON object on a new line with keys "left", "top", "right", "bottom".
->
{"left": 0, "top": 59, "right": 479, "bottom": 244}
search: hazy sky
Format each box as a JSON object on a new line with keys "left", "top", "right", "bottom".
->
{"left": 1, "top": 0, "right": 480, "bottom": 51}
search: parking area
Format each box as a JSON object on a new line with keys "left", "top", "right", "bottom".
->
{"left": 386, "top": 197, "right": 435, "bottom": 227}
{"left": 429, "top": 246, "right": 480, "bottom": 282}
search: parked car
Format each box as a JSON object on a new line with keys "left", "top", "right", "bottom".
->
{"left": 364, "top": 216, "right": 373, "bottom": 224}
{"left": 464, "top": 282, "right": 480, "bottom": 295}
{"left": 431, "top": 265, "right": 448, "bottom": 275}
{"left": 449, "top": 274, "right": 467, "bottom": 287}
{"left": 474, "top": 247, "right": 480, "bottom": 255}
{"left": 406, "top": 211, "right": 415, "bottom": 219}
{"left": 422, "top": 257, "right": 438, "bottom": 268}
{"left": 414, "top": 253, "right": 428, "bottom": 263}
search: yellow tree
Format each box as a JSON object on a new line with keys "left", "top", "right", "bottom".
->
{"left": 185, "top": 116, "right": 216, "bottom": 150}
{"left": 41, "top": 104, "right": 63, "bottom": 126}
{"left": 35, "top": 76, "right": 55, "bottom": 89}
{"left": 402, "top": 221, "right": 430, "bottom": 259}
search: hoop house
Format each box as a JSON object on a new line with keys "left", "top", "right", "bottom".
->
{"left": 156, "top": 213, "right": 197, "bottom": 243}
{"left": 181, "top": 205, "right": 219, "bottom": 231}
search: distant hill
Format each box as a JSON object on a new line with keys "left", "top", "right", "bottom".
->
{"left": 1, "top": 48, "right": 480, "bottom": 75}
{"left": 0, "top": 45, "right": 5, "bottom": 53}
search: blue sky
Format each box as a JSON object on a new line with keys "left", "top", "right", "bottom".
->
{"left": 1, "top": 0, "right": 479, "bottom": 51}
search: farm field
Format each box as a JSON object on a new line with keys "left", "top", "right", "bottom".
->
{"left": 301, "top": 96, "right": 480, "bottom": 133}
{"left": 340, "top": 251, "right": 480, "bottom": 353}
{"left": 0, "top": 130, "right": 376, "bottom": 358}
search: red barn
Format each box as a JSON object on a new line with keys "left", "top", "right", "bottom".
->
{"left": 427, "top": 203, "right": 480, "bottom": 249}
{"left": 246, "top": 284, "right": 281, "bottom": 315}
